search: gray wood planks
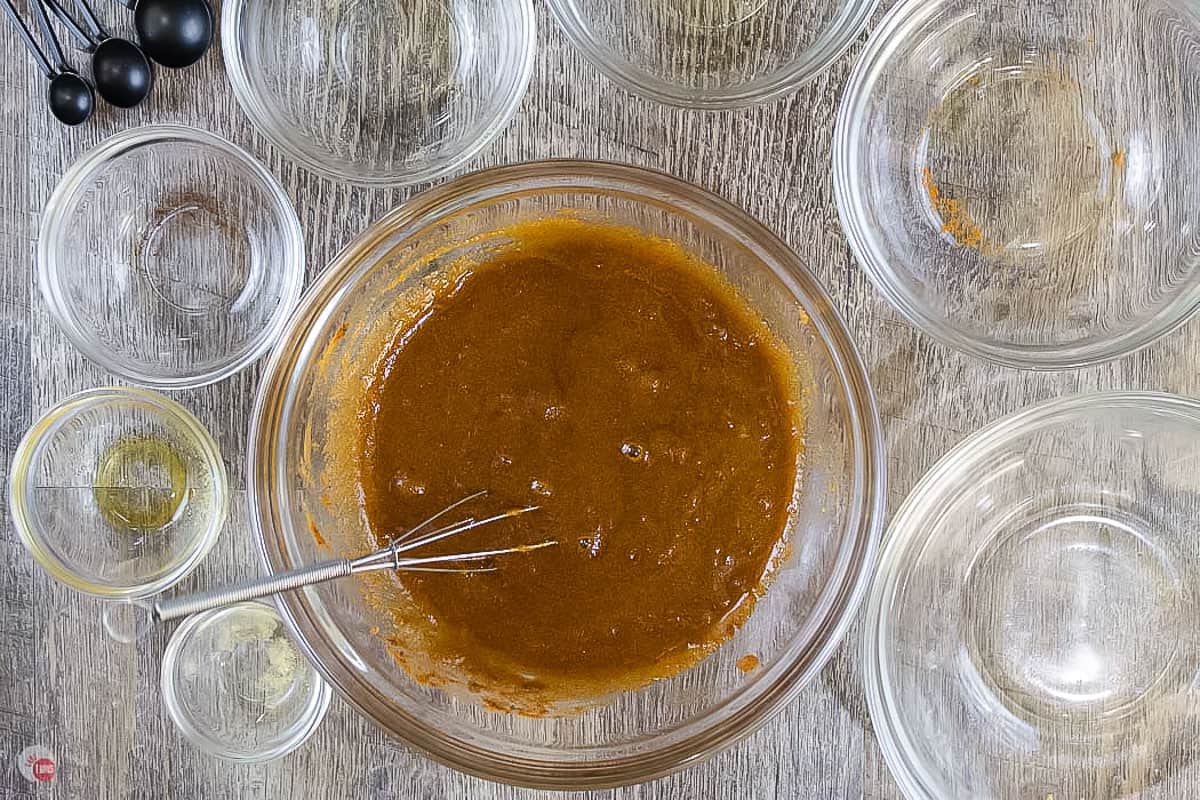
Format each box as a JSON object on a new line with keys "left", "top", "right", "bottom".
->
{"left": 2, "top": 1, "right": 1199, "bottom": 798}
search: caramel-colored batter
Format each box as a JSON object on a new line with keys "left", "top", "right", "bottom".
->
{"left": 356, "top": 218, "right": 801, "bottom": 704}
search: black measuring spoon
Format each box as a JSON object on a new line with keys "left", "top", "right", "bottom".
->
{"left": 29, "top": 0, "right": 95, "bottom": 124}
{"left": 44, "top": 0, "right": 152, "bottom": 108}
{"left": 1, "top": 0, "right": 93, "bottom": 124}
{"left": 111, "top": 0, "right": 211, "bottom": 69}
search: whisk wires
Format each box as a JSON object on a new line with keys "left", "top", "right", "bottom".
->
{"left": 349, "top": 490, "right": 554, "bottom": 576}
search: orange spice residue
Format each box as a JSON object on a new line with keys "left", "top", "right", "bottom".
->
{"left": 737, "top": 654, "right": 760, "bottom": 673}
{"left": 369, "top": 626, "right": 381, "bottom": 636}
{"left": 922, "top": 167, "right": 986, "bottom": 251}
{"left": 329, "top": 322, "right": 348, "bottom": 347}
{"left": 306, "top": 513, "right": 327, "bottom": 547}
{"left": 1111, "top": 149, "right": 1126, "bottom": 169}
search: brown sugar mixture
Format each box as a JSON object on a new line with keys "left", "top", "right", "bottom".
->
{"left": 355, "top": 218, "right": 802, "bottom": 706}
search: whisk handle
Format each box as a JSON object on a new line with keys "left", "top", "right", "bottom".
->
{"left": 154, "top": 559, "right": 353, "bottom": 622}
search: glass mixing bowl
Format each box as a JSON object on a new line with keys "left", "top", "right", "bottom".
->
{"left": 222, "top": 0, "right": 535, "bottom": 186}
{"left": 547, "top": 0, "right": 878, "bottom": 108}
{"left": 834, "top": 0, "right": 1200, "bottom": 368}
{"left": 865, "top": 392, "right": 1200, "bottom": 799}
{"left": 248, "top": 161, "right": 885, "bottom": 787}
{"left": 38, "top": 125, "right": 305, "bottom": 389}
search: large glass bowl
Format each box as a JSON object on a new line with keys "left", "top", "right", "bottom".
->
{"left": 865, "top": 392, "right": 1200, "bottom": 799}
{"left": 248, "top": 161, "right": 885, "bottom": 788}
{"left": 547, "top": 0, "right": 878, "bottom": 108}
{"left": 222, "top": 0, "right": 535, "bottom": 186}
{"left": 834, "top": 0, "right": 1200, "bottom": 368}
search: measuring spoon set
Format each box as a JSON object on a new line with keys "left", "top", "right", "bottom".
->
{"left": 1, "top": 0, "right": 213, "bottom": 125}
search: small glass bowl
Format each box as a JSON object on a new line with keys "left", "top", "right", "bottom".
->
{"left": 834, "top": 0, "right": 1200, "bottom": 368}
{"left": 9, "top": 387, "right": 229, "bottom": 599}
{"left": 222, "top": 0, "right": 536, "bottom": 186}
{"left": 546, "top": 0, "right": 878, "bottom": 108}
{"left": 161, "top": 601, "right": 332, "bottom": 762}
{"left": 38, "top": 125, "right": 305, "bottom": 389}
{"left": 865, "top": 392, "right": 1200, "bottom": 799}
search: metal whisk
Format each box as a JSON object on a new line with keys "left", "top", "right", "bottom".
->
{"left": 153, "top": 490, "right": 552, "bottom": 622}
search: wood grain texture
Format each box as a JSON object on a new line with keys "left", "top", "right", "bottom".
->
{"left": 2, "top": 0, "right": 1200, "bottom": 798}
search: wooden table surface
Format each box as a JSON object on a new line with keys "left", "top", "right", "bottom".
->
{"left": 3, "top": 1, "right": 1199, "bottom": 798}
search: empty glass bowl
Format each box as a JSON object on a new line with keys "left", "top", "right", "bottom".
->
{"left": 865, "top": 392, "right": 1200, "bottom": 799}
{"left": 38, "top": 125, "right": 305, "bottom": 389}
{"left": 9, "top": 387, "right": 228, "bottom": 599}
{"left": 222, "top": 0, "right": 536, "bottom": 185}
{"left": 834, "top": 0, "right": 1200, "bottom": 368}
{"left": 161, "top": 601, "right": 331, "bottom": 762}
{"left": 249, "top": 161, "right": 885, "bottom": 787}
{"left": 548, "top": 0, "right": 878, "bottom": 108}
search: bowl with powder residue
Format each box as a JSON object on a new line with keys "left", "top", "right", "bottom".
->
{"left": 161, "top": 601, "right": 331, "bottom": 762}
{"left": 834, "top": 0, "right": 1200, "bottom": 368}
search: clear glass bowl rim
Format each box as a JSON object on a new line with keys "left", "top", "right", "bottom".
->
{"left": 248, "top": 159, "right": 887, "bottom": 788}
{"left": 8, "top": 386, "right": 231, "bottom": 599}
{"left": 36, "top": 124, "right": 306, "bottom": 390}
{"left": 220, "top": 0, "right": 538, "bottom": 187}
{"left": 831, "top": 0, "right": 1200, "bottom": 369}
{"left": 160, "top": 599, "right": 333, "bottom": 763}
{"left": 545, "top": 0, "right": 880, "bottom": 108}
{"left": 862, "top": 390, "right": 1200, "bottom": 800}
